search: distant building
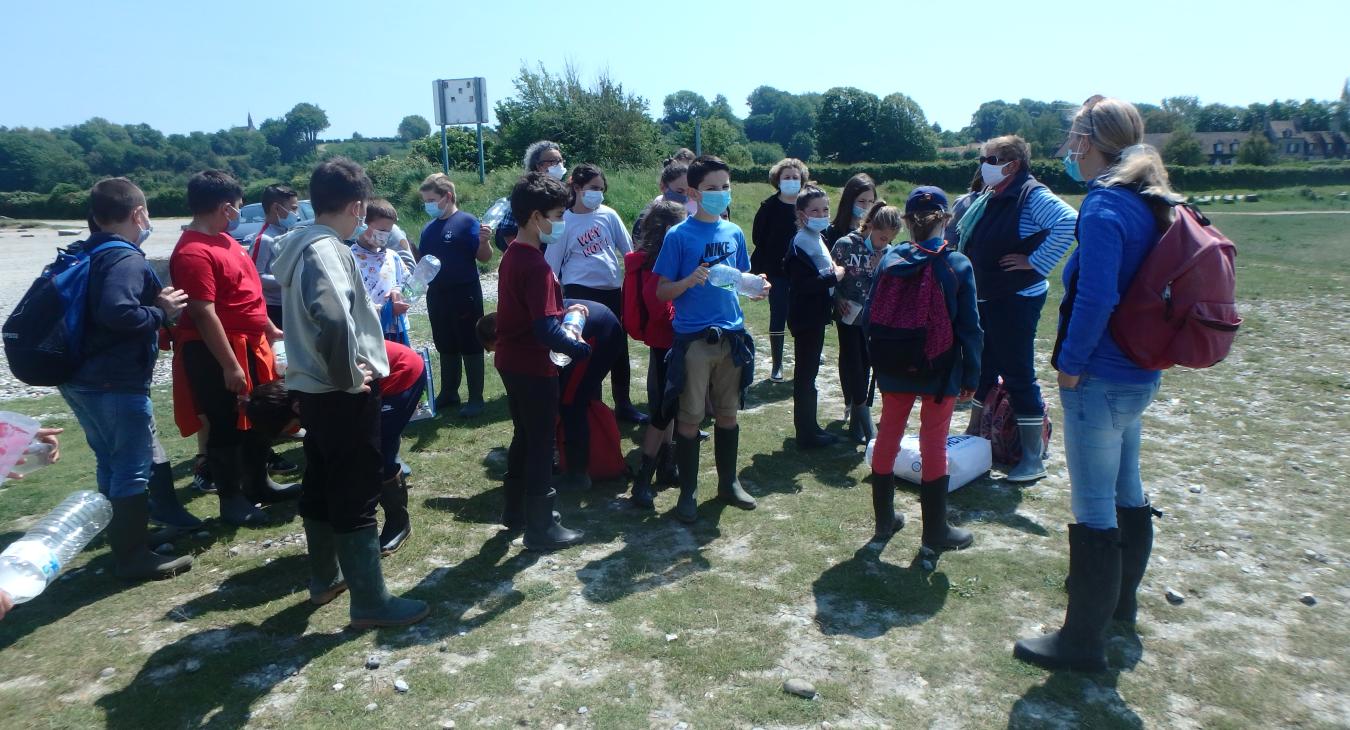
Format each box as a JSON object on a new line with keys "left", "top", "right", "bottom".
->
{"left": 1055, "top": 122, "right": 1347, "bottom": 165}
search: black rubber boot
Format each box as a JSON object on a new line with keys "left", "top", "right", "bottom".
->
{"left": 241, "top": 432, "right": 301, "bottom": 503}
{"left": 378, "top": 475, "right": 412, "bottom": 557}
{"left": 631, "top": 453, "right": 657, "bottom": 510}
{"left": 870, "top": 472, "right": 905, "bottom": 542}
{"left": 919, "top": 476, "right": 973, "bottom": 551}
{"left": 655, "top": 442, "right": 680, "bottom": 486}
{"left": 794, "top": 388, "right": 838, "bottom": 450}
{"left": 555, "top": 435, "right": 592, "bottom": 492}
{"left": 458, "top": 354, "right": 486, "bottom": 417}
{"left": 1015, "top": 524, "right": 1122, "bottom": 672}
{"left": 209, "top": 446, "right": 269, "bottom": 527}
{"left": 108, "top": 494, "right": 193, "bottom": 580}
{"left": 434, "top": 356, "right": 461, "bottom": 412}
{"left": 714, "top": 426, "right": 755, "bottom": 509}
{"left": 147, "top": 460, "right": 204, "bottom": 531}
{"left": 523, "top": 489, "right": 584, "bottom": 552}
{"left": 673, "top": 433, "right": 701, "bottom": 524}
{"left": 302, "top": 518, "right": 346, "bottom": 605}
{"left": 334, "top": 526, "right": 429, "bottom": 628}
{"left": 1115, "top": 504, "right": 1159, "bottom": 625}
{"left": 847, "top": 405, "right": 872, "bottom": 445}
{"left": 501, "top": 474, "right": 526, "bottom": 532}
{"left": 769, "top": 334, "right": 785, "bottom": 382}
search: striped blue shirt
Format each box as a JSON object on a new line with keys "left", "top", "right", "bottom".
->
{"left": 1010, "top": 187, "right": 1078, "bottom": 298}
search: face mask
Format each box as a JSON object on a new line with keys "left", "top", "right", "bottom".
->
{"left": 852, "top": 204, "right": 868, "bottom": 218}
{"left": 1063, "top": 151, "right": 1085, "bottom": 183}
{"left": 699, "top": 190, "right": 732, "bottom": 217}
{"left": 352, "top": 214, "right": 367, "bottom": 241}
{"left": 537, "top": 217, "right": 565, "bottom": 245}
{"left": 136, "top": 222, "right": 153, "bottom": 246}
{"left": 424, "top": 200, "right": 442, "bottom": 217}
{"left": 547, "top": 164, "right": 566, "bottom": 180}
{"left": 863, "top": 235, "right": 875, "bottom": 252}
{"left": 664, "top": 189, "right": 688, "bottom": 204}
{"left": 805, "top": 216, "right": 830, "bottom": 232}
{"left": 371, "top": 229, "right": 391, "bottom": 246}
{"left": 980, "top": 161, "right": 1010, "bottom": 188}
{"left": 581, "top": 190, "right": 604, "bottom": 209}
{"left": 778, "top": 179, "right": 801, "bottom": 196}
{"left": 225, "top": 205, "right": 240, "bottom": 233}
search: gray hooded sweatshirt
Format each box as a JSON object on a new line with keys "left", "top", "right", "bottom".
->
{"left": 271, "top": 223, "right": 389, "bottom": 394}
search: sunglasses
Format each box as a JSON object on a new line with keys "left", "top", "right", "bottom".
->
{"left": 978, "top": 156, "right": 1010, "bottom": 166}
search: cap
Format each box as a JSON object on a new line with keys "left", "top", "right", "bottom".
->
{"left": 905, "top": 186, "right": 948, "bottom": 214}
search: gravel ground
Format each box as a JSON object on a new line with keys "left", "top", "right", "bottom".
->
{"left": 0, "top": 218, "right": 499, "bottom": 401}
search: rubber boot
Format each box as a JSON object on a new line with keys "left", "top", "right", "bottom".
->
{"left": 1115, "top": 504, "right": 1159, "bottom": 625}
{"left": 147, "top": 460, "right": 204, "bottom": 531}
{"left": 769, "top": 334, "right": 786, "bottom": 382}
{"left": 108, "top": 494, "right": 193, "bottom": 580}
{"left": 523, "top": 489, "right": 584, "bottom": 552}
{"left": 501, "top": 474, "right": 526, "bottom": 532}
{"left": 334, "top": 526, "right": 428, "bottom": 628}
{"left": 870, "top": 473, "right": 905, "bottom": 542}
{"left": 554, "top": 435, "right": 592, "bottom": 491}
{"left": 458, "top": 355, "right": 485, "bottom": 417}
{"left": 714, "top": 426, "right": 756, "bottom": 510}
{"left": 847, "top": 405, "right": 873, "bottom": 445}
{"left": 209, "top": 446, "right": 269, "bottom": 527}
{"left": 302, "top": 518, "right": 346, "bottom": 605}
{"left": 794, "top": 388, "right": 838, "bottom": 450}
{"left": 963, "top": 403, "right": 984, "bottom": 436}
{"left": 434, "top": 357, "right": 461, "bottom": 412}
{"left": 655, "top": 442, "right": 680, "bottom": 486}
{"left": 857, "top": 405, "right": 876, "bottom": 443}
{"left": 378, "top": 475, "right": 412, "bottom": 557}
{"left": 1014, "top": 524, "right": 1122, "bottom": 672}
{"left": 919, "top": 476, "right": 973, "bottom": 551}
{"left": 242, "top": 435, "right": 302, "bottom": 503}
{"left": 631, "top": 453, "right": 657, "bottom": 510}
{"left": 1006, "top": 421, "right": 1048, "bottom": 483}
{"left": 673, "top": 433, "right": 700, "bottom": 524}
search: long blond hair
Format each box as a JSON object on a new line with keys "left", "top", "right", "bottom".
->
{"left": 1071, "top": 96, "right": 1184, "bottom": 211}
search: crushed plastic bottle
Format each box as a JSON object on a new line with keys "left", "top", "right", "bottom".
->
{"left": 400, "top": 255, "right": 441, "bottom": 302}
{"left": 482, "top": 198, "right": 511, "bottom": 231}
{"left": 549, "top": 310, "right": 587, "bottom": 367}
{"left": 272, "top": 340, "right": 288, "bottom": 376}
{"left": 707, "top": 264, "right": 766, "bottom": 298}
{"left": 0, "top": 491, "right": 112, "bottom": 603}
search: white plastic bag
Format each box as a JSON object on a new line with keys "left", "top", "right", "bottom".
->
{"left": 865, "top": 434, "right": 993, "bottom": 491}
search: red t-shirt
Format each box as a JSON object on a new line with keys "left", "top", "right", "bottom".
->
{"left": 382, "top": 341, "right": 424, "bottom": 398}
{"left": 170, "top": 230, "right": 270, "bottom": 335}
{"left": 495, "top": 241, "right": 564, "bottom": 377}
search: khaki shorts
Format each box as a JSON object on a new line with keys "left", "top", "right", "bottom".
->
{"left": 678, "top": 339, "right": 742, "bottom": 424}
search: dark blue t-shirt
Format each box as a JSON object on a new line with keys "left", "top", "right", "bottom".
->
{"left": 559, "top": 299, "right": 621, "bottom": 403}
{"left": 419, "top": 210, "right": 482, "bottom": 286}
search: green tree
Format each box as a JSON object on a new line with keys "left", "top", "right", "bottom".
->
{"left": 743, "top": 114, "right": 775, "bottom": 142}
{"left": 0, "top": 129, "right": 90, "bottom": 192}
{"left": 874, "top": 93, "right": 937, "bottom": 161}
{"left": 260, "top": 117, "right": 305, "bottom": 163}
{"left": 1195, "top": 103, "right": 1244, "bottom": 132}
{"left": 709, "top": 94, "right": 741, "bottom": 129}
{"left": 494, "top": 64, "right": 662, "bottom": 169}
{"left": 816, "top": 87, "right": 880, "bottom": 163}
{"left": 1022, "top": 109, "right": 1068, "bottom": 158}
{"left": 746, "top": 141, "right": 786, "bottom": 164}
{"left": 771, "top": 96, "right": 816, "bottom": 148}
{"left": 1162, "top": 127, "right": 1206, "bottom": 166}
{"left": 747, "top": 85, "right": 788, "bottom": 117}
{"left": 286, "top": 103, "right": 330, "bottom": 148}
{"left": 671, "top": 117, "right": 746, "bottom": 158}
{"left": 1237, "top": 135, "right": 1275, "bottom": 165}
{"left": 785, "top": 131, "right": 815, "bottom": 162}
{"left": 965, "top": 101, "right": 1032, "bottom": 141}
{"left": 397, "top": 115, "right": 431, "bottom": 141}
{"left": 662, "top": 90, "right": 710, "bottom": 127}
{"left": 1161, "top": 96, "right": 1201, "bottom": 127}
{"left": 1336, "top": 79, "right": 1350, "bottom": 133}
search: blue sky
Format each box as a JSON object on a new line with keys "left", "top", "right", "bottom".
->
{"left": 2, "top": 0, "right": 1346, "bottom": 137}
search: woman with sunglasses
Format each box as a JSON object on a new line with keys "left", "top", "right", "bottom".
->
{"left": 1014, "top": 95, "right": 1181, "bottom": 673}
{"left": 955, "top": 135, "right": 1077, "bottom": 482}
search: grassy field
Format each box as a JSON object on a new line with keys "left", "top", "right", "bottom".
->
{"left": 0, "top": 194, "right": 1347, "bottom": 728}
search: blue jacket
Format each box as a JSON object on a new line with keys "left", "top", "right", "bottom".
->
{"left": 864, "top": 242, "right": 982, "bottom": 398}
{"left": 70, "top": 233, "right": 165, "bottom": 392}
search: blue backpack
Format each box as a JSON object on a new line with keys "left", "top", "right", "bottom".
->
{"left": 2, "top": 240, "right": 141, "bottom": 386}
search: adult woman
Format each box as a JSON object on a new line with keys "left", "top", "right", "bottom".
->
{"left": 1014, "top": 96, "right": 1179, "bottom": 672}
{"left": 494, "top": 141, "right": 566, "bottom": 251}
{"left": 784, "top": 185, "right": 844, "bottom": 449}
{"left": 832, "top": 202, "right": 898, "bottom": 444}
{"left": 547, "top": 163, "right": 646, "bottom": 424}
{"left": 751, "top": 158, "right": 809, "bottom": 382}
{"left": 956, "top": 135, "right": 1077, "bottom": 482}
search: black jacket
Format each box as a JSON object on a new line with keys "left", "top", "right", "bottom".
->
{"left": 750, "top": 195, "right": 797, "bottom": 278}
{"left": 69, "top": 233, "right": 165, "bottom": 392}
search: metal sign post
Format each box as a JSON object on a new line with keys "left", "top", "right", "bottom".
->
{"left": 431, "top": 77, "right": 489, "bottom": 181}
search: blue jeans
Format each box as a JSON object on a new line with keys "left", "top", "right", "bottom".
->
{"left": 58, "top": 386, "right": 154, "bottom": 499}
{"left": 1061, "top": 375, "right": 1160, "bottom": 529}
{"left": 975, "top": 293, "right": 1047, "bottom": 420}
{"left": 380, "top": 377, "right": 427, "bottom": 481}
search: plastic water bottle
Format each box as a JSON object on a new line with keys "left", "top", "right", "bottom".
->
{"left": 549, "top": 310, "right": 587, "bottom": 367}
{"left": 400, "top": 254, "right": 441, "bottom": 302}
{"left": 8, "top": 441, "right": 56, "bottom": 479}
{"left": 0, "top": 491, "right": 112, "bottom": 604}
{"left": 272, "top": 340, "right": 288, "bottom": 376}
{"left": 482, "top": 197, "right": 511, "bottom": 231}
{"left": 0, "top": 412, "right": 41, "bottom": 485}
{"left": 707, "top": 264, "right": 766, "bottom": 298}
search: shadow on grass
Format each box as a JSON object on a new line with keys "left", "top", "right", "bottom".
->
{"left": 811, "top": 545, "right": 951, "bottom": 638}
{"left": 746, "top": 440, "right": 863, "bottom": 494}
{"left": 743, "top": 378, "right": 794, "bottom": 409}
{"left": 1008, "top": 666, "right": 1142, "bottom": 729}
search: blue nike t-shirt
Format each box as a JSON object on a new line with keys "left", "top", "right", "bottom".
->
{"left": 652, "top": 217, "right": 749, "bottom": 335}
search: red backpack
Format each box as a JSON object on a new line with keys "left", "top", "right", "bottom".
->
{"left": 1110, "top": 205, "right": 1241, "bottom": 369}
{"left": 978, "top": 378, "right": 1051, "bottom": 466}
{"left": 557, "top": 400, "right": 628, "bottom": 481}
{"left": 621, "top": 264, "right": 649, "bottom": 342}
{"left": 867, "top": 249, "right": 957, "bottom": 390}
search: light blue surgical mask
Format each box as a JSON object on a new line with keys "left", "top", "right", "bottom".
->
{"left": 538, "top": 218, "right": 565, "bottom": 245}
{"left": 581, "top": 190, "right": 604, "bottom": 209}
{"left": 225, "top": 205, "right": 240, "bottom": 233}
{"left": 1063, "top": 151, "right": 1085, "bottom": 183}
{"left": 136, "top": 223, "right": 153, "bottom": 246}
{"left": 778, "top": 179, "right": 801, "bottom": 196}
{"left": 424, "top": 200, "right": 442, "bottom": 217}
{"left": 279, "top": 210, "right": 300, "bottom": 229}
{"left": 699, "top": 190, "right": 732, "bottom": 217}
{"left": 852, "top": 204, "right": 868, "bottom": 218}
{"left": 352, "top": 223, "right": 367, "bottom": 241}
{"left": 805, "top": 216, "right": 830, "bottom": 232}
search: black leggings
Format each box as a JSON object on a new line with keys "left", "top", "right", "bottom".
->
{"left": 297, "top": 384, "right": 384, "bottom": 534}
{"left": 562, "top": 284, "right": 631, "bottom": 406}
{"left": 646, "top": 346, "right": 673, "bottom": 430}
{"left": 836, "top": 321, "right": 872, "bottom": 406}
{"left": 501, "top": 371, "right": 559, "bottom": 496}
{"left": 792, "top": 321, "right": 826, "bottom": 417}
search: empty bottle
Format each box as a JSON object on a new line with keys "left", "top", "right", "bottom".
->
{"left": 708, "top": 264, "right": 767, "bottom": 298}
{"left": 0, "top": 491, "right": 112, "bottom": 603}
{"left": 272, "top": 340, "right": 288, "bottom": 376}
{"left": 8, "top": 441, "right": 56, "bottom": 479}
{"left": 400, "top": 254, "right": 442, "bottom": 302}
{"left": 549, "top": 310, "right": 587, "bottom": 367}
{"left": 482, "top": 197, "right": 511, "bottom": 231}
{"left": 0, "top": 411, "right": 41, "bottom": 485}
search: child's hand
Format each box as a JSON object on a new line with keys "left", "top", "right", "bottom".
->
{"left": 357, "top": 362, "right": 375, "bottom": 393}
{"left": 390, "top": 292, "right": 411, "bottom": 316}
{"left": 747, "top": 274, "right": 771, "bottom": 301}
{"left": 565, "top": 303, "right": 589, "bottom": 318}
{"left": 683, "top": 264, "right": 709, "bottom": 290}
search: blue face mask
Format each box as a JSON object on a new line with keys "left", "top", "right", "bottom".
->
{"left": 279, "top": 210, "right": 300, "bottom": 230}
{"left": 538, "top": 218, "right": 565, "bottom": 245}
{"left": 1063, "top": 151, "right": 1085, "bottom": 183}
{"left": 352, "top": 223, "right": 367, "bottom": 241}
{"left": 136, "top": 223, "right": 153, "bottom": 246}
{"left": 581, "top": 190, "right": 605, "bottom": 209}
{"left": 699, "top": 190, "right": 732, "bottom": 217}
{"left": 225, "top": 206, "right": 240, "bottom": 233}
{"left": 778, "top": 179, "right": 801, "bottom": 196}
{"left": 805, "top": 216, "right": 830, "bottom": 232}
{"left": 664, "top": 189, "right": 688, "bottom": 204}
{"left": 852, "top": 204, "right": 868, "bottom": 218}
{"left": 424, "top": 200, "right": 442, "bottom": 217}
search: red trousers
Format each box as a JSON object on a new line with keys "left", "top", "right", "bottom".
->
{"left": 872, "top": 391, "right": 956, "bottom": 482}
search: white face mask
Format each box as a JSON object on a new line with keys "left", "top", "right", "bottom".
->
{"left": 547, "top": 163, "right": 566, "bottom": 180}
{"left": 980, "top": 161, "right": 1011, "bottom": 188}
{"left": 371, "top": 229, "right": 391, "bottom": 246}
{"left": 779, "top": 179, "right": 802, "bottom": 196}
